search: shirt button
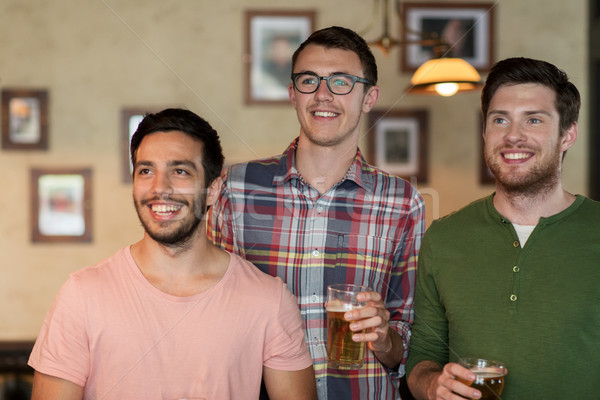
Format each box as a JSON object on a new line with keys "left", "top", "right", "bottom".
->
{"left": 313, "top": 337, "right": 318, "bottom": 345}
{"left": 513, "top": 241, "right": 520, "bottom": 247}
{"left": 510, "top": 294, "right": 518, "bottom": 302}
{"left": 311, "top": 295, "right": 318, "bottom": 303}
{"left": 312, "top": 250, "right": 320, "bottom": 257}
{"left": 316, "top": 206, "right": 323, "bottom": 213}
{"left": 513, "top": 266, "right": 520, "bottom": 273}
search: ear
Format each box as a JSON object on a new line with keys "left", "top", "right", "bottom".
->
{"left": 560, "top": 122, "right": 578, "bottom": 153}
{"left": 288, "top": 83, "right": 297, "bottom": 107}
{"left": 361, "top": 85, "right": 380, "bottom": 113}
{"left": 206, "top": 176, "right": 223, "bottom": 208}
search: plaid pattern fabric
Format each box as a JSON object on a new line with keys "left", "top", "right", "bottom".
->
{"left": 207, "top": 139, "right": 425, "bottom": 399}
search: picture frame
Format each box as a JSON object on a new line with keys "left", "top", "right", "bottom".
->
{"left": 401, "top": 2, "right": 495, "bottom": 72}
{"left": 1, "top": 89, "right": 49, "bottom": 150}
{"left": 244, "top": 10, "right": 315, "bottom": 104}
{"left": 30, "top": 168, "right": 92, "bottom": 243}
{"left": 367, "top": 109, "right": 428, "bottom": 183}
{"left": 120, "top": 108, "right": 155, "bottom": 183}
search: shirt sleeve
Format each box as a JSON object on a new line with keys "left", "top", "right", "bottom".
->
{"left": 387, "top": 185, "right": 426, "bottom": 376}
{"left": 405, "top": 221, "right": 449, "bottom": 377}
{"left": 207, "top": 169, "right": 237, "bottom": 254}
{"left": 28, "top": 276, "right": 90, "bottom": 387}
{"left": 263, "top": 279, "right": 313, "bottom": 371}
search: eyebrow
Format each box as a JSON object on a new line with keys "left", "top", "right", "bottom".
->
{"left": 296, "top": 70, "right": 351, "bottom": 77}
{"left": 488, "top": 110, "right": 553, "bottom": 117}
{"left": 134, "top": 160, "right": 198, "bottom": 170}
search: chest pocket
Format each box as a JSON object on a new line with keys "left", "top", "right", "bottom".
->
{"left": 333, "top": 234, "right": 395, "bottom": 291}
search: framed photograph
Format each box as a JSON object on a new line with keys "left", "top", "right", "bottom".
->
{"left": 244, "top": 10, "right": 315, "bottom": 104}
{"left": 1, "top": 89, "right": 49, "bottom": 150}
{"left": 121, "top": 108, "right": 154, "bottom": 183}
{"left": 367, "top": 109, "right": 428, "bottom": 183}
{"left": 31, "top": 168, "right": 92, "bottom": 243}
{"left": 401, "top": 2, "right": 495, "bottom": 72}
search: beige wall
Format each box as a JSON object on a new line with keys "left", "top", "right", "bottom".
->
{"left": 0, "top": 0, "right": 589, "bottom": 339}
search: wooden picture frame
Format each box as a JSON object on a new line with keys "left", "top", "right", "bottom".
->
{"left": 31, "top": 168, "right": 92, "bottom": 243}
{"left": 244, "top": 10, "right": 315, "bottom": 105}
{"left": 1, "top": 89, "right": 49, "bottom": 150}
{"left": 401, "top": 2, "right": 495, "bottom": 72}
{"left": 367, "top": 109, "right": 428, "bottom": 183}
{"left": 120, "top": 108, "right": 154, "bottom": 183}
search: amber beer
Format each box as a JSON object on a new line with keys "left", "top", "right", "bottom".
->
{"left": 326, "top": 284, "right": 371, "bottom": 369}
{"left": 326, "top": 308, "right": 365, "bottom": 369}
{"left": 458, "top": 358, "right": 507, "bottom": 400}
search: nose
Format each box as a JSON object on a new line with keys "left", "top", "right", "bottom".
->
{"left": 504, "top": 122, "right": 527, "bottom": 144}
{"left": 151, "top": 171, "right": 174, "bottom": 196}
{"left": 314, "top": 77, "right": 334, "bottom": 100}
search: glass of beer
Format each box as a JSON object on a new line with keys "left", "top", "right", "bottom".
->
{"left": 326, "top": 284, "right": 371, "bottom": 369}
{"left": 457, "top": 358, "right": 507, "bottom": 400}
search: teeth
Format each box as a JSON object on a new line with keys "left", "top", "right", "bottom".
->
{"left": 151, "top": 204, "right": 180, "bottom": 214}
{"left": 314, "top": 111, "right": 337, "bottom": 117}
{"left": 504, "top": 153, "right": 531, "bottom": 160}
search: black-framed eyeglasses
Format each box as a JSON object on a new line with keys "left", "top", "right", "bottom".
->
{"left": 291, "top": 72, "right": 375, "bottom": 95}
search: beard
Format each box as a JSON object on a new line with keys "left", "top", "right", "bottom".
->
{"left": 134, "top": 193, "right": 207, "bottom": 248}
{"left": 484, "top": 143, "right": 562, "bottom": 197}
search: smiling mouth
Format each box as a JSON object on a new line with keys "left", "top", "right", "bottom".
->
{"left": 503, "top": 152, "right": 533, "bottom": 160}
{"left": 313, "top": 111, "right": 338, "bottom": 117}
{"left": 150, "top": 204, "right": 182, "bottom": 216}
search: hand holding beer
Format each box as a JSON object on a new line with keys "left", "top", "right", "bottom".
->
{"left": 326, "top": 284, "right": 372, "bottom": 369}
{"left": 456, "top": 358, "right": 507, "bottom": 400}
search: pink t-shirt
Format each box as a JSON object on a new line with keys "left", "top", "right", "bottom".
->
{"left": 29, "top": 247, "right": 312, "bottom": 399}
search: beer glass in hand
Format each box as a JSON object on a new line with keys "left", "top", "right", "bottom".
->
{"left": 457, "top": 358, "right": 507, "bottom": 400}
{"left": 326, "top": 284, "right": 371, "bottom": 369}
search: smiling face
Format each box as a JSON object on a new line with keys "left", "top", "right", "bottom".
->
{"left": 132, "top": 131, "right": 210, "bottom": 247}
{"left": 483, "top": 83, "right": 577, "bottom": 195}
{"left": 288, "top": 44, "right": 379, "bottom": 148}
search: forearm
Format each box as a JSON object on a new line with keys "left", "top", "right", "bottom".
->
{"left": 372, "top": 327, "right": 404, "bottom": 369}
{"left": 407, "top": 360, "right": 442, "bottom": 400}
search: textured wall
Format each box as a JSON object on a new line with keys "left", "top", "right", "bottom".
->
{"left": 0, "top": 0, "right": 588, "bottom": 339}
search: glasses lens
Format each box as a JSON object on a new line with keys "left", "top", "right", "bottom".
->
{"left": 294, "top": 73, "right": 319, "bottom": 93}
{"left": 328, "top": 74, "right": 355, "bottom": 94}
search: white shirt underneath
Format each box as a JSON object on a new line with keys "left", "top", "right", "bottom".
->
{"left": 513, "top": 223, "right": 537, "bottom": 246}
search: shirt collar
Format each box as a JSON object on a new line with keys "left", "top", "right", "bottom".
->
{"left": 273, "top": 137, "right": 374, "bottom": 191}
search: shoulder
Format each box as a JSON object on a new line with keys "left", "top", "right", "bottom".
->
{"left": 67, "top": 247, "right": 132, "bottom": 289}
{"left": 427, "top": 196, "right": 492, "bottom": 235}
{"left": 228, "top": 253, "right": 286, "bottom": 291}
{"left": 222, "top": 154, "right": 286, "bottom": 188}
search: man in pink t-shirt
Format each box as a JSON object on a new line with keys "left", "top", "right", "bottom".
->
{"left": 28, "top": 108, "right": 316, "bottom": 400}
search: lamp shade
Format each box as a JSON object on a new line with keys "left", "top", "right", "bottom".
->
{"left": 408, "top": 57, "right": 482, "bottom": 96}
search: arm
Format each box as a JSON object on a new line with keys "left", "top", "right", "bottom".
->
{"left": 31, "top": 371, "right": 84, "bottom": 400}
{"left": 408, "top": 360, "right": 481, "bottom": 400}
{"left": 263, "top": 366, "right": 317, "bottom": 400}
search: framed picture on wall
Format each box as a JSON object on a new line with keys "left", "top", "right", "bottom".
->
{"left": 31, "top": 168, "right": 93, "bottom": 243}
{"left": 367, "top": 109, "right": 428, "bottom": 183}
{"left": 1, "top": 89, "right": 49, "bottom": 150}
{"left": 401, "top": 2, "right": 495, "bottom": 72}
{"left": 244, "top": 10, "right": 315, "bottom": 104}
{"left": 120, "top": 108, "right": 156, "bottom": 183}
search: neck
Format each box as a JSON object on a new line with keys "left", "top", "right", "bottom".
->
{"left": 493, "top": 184, "right": 575, "bottom": 225}
{"left": 295, "top": 136, "right": 357, "bottom": 194}
{"left": 130, "top": 226, "right": 229, "bottom": 296}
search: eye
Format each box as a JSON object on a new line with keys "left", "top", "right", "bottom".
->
{"left": 175, "top": 169, "right": 189, "bottom": 176}
{"left": 492, "top": 117, "right": 506, "bottom": 124}
{"left": 330, "top": 76, "right": 351, "bottom": 87}
{"left": 528, "top": 117, "right": 542, "bottom": 124}
{"left": 137, "top": 168, "right": 151, "bottom": 175}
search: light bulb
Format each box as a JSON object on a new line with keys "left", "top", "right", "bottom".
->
{"left": 434, "top": 83, "right": 459, "bottom": 97}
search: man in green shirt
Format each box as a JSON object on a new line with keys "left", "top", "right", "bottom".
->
{"left": 406, "top": 57, "right": 600, "bottom": 399}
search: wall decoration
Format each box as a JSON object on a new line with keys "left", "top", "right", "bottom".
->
{"left": 367, "top": 109, "right": 428, "bottom": 183}
{"left": 31, "top": 168, "right": 92, "bottom": 243}
{"left": 1, "top": 89, "right": 48, "bottom": 150}
{"left": 245, "top": 10, "right": 315, "bottom": 104}
{"left": 121, "top": 108, "right": 152, "bottom": 183}
{"left": 401, "top": 2, "right": 495, "bottom": 72}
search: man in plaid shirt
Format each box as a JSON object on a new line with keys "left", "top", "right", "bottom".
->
{"left": 208, "top": 26, "right": 425, "bottom": 399}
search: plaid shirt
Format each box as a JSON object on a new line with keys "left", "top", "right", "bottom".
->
{"left": 207, "top": 139, "right": 425, "bottom": 400}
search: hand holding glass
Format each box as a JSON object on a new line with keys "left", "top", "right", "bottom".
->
{"left": 326, "top": 284, "right": 371, "bottom": 369}
{"left": 456, "top": 358, "right": 507, "bottom": 400}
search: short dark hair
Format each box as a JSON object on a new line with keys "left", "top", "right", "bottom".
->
{"left": 130, "top": 108, "right": 224, "bottom": 185}
{"left": 291, "top": 26, "right": 378, "bottom": 86}
{"left": 481, "top": 57, "right": 580, "bottom": 135}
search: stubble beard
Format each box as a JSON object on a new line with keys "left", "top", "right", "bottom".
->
{"left": 485, "top": 143, "right": 562, "bottom": 197}
{"left": 134, "top": 194, "right": 206, "bottom": 248}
